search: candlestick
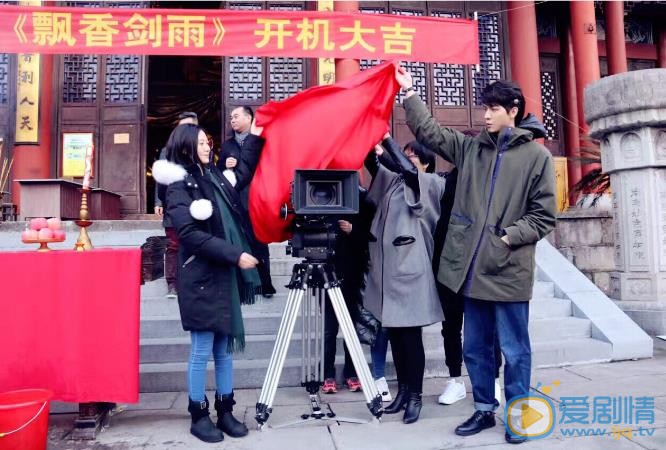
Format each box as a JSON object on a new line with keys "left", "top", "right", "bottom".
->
{"left": 74, "top": 187, "right": 93, "bottom": 251}
{"left": 82, "top": 144, "right": 93, "bottom": 189}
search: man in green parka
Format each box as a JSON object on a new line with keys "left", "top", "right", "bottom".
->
{"left": 395, "top": 65, "right": 557, "bottom": 444}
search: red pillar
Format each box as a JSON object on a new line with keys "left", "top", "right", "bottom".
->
{"left": 604, "top": 1, "right": 628, "bottom": 74}
{"left": 658, "top": 29, "right": 666, "bottom": 68}
{"left": 563, "top": 29, "right": 582, "bottom": 206}
{"left": 507, "top": 1, "right": 543, "bottom": 123}
{"left": 569, "top": 1, "right": 601, "bottom": 177}
{"left": 333, "top": 1, "right": 360, "bottom": 81}
{"left": 11, "top": 55, "right": 53, "bottom": 211}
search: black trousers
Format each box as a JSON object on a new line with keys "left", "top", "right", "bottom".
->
{"left": 323, "top": 289, "right": 357, "bottom": 380}
{"left": 388, "top": 326, "right": 425, "bottom": 393}
{"left": 253, "top": 242, "right": 275, "bottom": 293}
{"left": 437, "top": 281, "right": 502, "bottom": 378}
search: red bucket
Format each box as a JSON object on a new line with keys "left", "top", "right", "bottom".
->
{"left": 0, "top": 389, "right": 53, "bottom": 450}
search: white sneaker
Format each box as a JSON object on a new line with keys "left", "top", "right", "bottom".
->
{"left": 375, "top": 377, "right": 392, "bottom": 402}
{"left": 495, "top": 379, "right": 502, "bottom": 405}
{"left": 438, "top": 378, "right": 466, "bottom": 405}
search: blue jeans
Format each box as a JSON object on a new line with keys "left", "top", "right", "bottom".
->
{"left": 188, "top": 331, "right": 233, "bottom": 402}
{"left": 463, "top": 297, "right": 531, "bottom": 412}
{"left": 371, "top": 327, "right": 389, "bottom": 379}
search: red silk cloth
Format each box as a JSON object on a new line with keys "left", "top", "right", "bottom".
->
{"left": 250, "top": 61, "right": 398, "bottom": 243}
{"left": 0, "top": 4, "right": 479, "bottom": 64}
{"left": 0, "top": 248, "right": 141, "bottom": 403}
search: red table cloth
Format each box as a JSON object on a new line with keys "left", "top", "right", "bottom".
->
{"left": 0, "top": 248, "right": 140, "bottom": 403}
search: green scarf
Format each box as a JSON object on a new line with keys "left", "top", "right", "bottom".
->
{"left": 206, "top": 169, "right": 262, "bottom": 353}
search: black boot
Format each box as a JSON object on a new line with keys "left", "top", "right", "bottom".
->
{"left": 384, "top": 384, "right": 409, "bottom": 414}
{"left": 215, "top": 392, "right": 249, "bottom": 438}
{"left": 454, "top": 410, "right": 496, "bottom": 436}
{"left": 402, "top": 392, "right": 422, "bottom": 424}
{"left": 188, "top": 397, "right": 224, "bottom": 443}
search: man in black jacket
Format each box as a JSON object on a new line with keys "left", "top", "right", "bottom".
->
{"left": 218, "top": 106, "right": 276, "bottom": 297}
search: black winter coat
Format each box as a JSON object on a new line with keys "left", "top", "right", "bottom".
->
{"left": 163, "top": 135, "right": 264, "bottom": 333}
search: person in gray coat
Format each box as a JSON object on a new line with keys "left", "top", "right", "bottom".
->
{"left": 364, "top": 134, "right": 446, "bottom": 424}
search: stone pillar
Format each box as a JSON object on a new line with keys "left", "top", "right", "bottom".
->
{"left": 585, "top": 69, "right": 666, "bottom": 334}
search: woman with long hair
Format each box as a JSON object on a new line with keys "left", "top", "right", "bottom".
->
{"left": 152, "top": 122, "right": 264, "bottom": 443}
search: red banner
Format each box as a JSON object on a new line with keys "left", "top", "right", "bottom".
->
{"left": 0, "top": 4, "right": 479, "bottom": 64}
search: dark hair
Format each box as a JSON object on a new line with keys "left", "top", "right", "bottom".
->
{"left": 177, "top": 111, "right": 198, "bottom": 125}
{"left": 165, "top": 123, "right": 206, "bottom": 167}
{"left": 480, "top": 80, "right": 525, "bottom": 125}
{"left": 405, "top": 140, "right": 436, "bottom": 173}
{"left": 232, "top": 105, "right": 254, "bottom": 120}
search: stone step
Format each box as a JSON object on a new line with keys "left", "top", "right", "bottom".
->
{"left": 531, "top": 337, "right": 612, "bottom": 367}
{"left": 140, "top": 350, "right": 426, "bottom": 392}
{"left": 139, "top": 315, "right": 591, "bottom": 363}
{"left": 140, "top": 333, "right": 375, "bottom": 364}
{"left": 528, "top": 317, "right": 591, "bottom": 340}
{"left": 529, "top": 298, "right": 572, "bottom": 319}
{"left": 138, "top": 336, "right": 612, "bottom": 392}
{"left": 140, "top": 295, "right": 575, "bottom": 340}
{"left": 141, "top": 293, "right": 289, "bottom": 317}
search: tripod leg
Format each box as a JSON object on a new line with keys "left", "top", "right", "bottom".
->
{"left": 319, "top": 288, "right": 325, "bottom": 384}
{"left": 327, "top": 286, "right": 383, "bottom": 419}
{"left": 256, "top": 287, "right": 306, "bottom": 426}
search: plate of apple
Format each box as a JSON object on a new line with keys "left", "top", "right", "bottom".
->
{"left": 21, "top": 217, "right": 66, "bottom": 251}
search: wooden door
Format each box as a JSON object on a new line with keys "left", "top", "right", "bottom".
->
{"left": 57, "top": 53, "right": 144, "bottom": 215}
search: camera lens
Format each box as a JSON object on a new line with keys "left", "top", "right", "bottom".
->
{"left": 309, "top": 183, "right": 337, "bottom": 206}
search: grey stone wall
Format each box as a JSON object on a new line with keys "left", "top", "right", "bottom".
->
{"left": 549, "top": 210, "right": 615, "bottom": 295}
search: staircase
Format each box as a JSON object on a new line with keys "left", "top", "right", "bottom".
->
{"left": 138, "top": 241, "right": 631, "bottom": 393}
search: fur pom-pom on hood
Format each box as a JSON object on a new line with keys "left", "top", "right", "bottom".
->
{"left": 152, "top": 159, "right": 187, "bottom": 185}
{"left": 190, "top": 199, "right": 213, "bottom": 221}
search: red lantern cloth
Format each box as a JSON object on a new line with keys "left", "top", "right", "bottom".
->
{"left": 0, "top": 248, "right": 141, "bottom": 403}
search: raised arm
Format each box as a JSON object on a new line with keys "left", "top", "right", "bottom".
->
{"left": 396, "top": 65, "right": 468, "bottom": 167}
{"left": 380, "top": 136, "right": 418, "bottom": 192}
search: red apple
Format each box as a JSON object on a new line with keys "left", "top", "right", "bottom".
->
{"left": 21, "top": 229, "right": 39, "bottom": 241}
{"left": 52, "top": 229, "right": 66, "bottom": 240}
{"left": 38, "top": 228, "right": 54, "bottom": 240}
{"left": 47, "top": 217, "right": 62, "bottom": 230}
{"left": 29, "top": 217, "right": 48, "bottom": 231}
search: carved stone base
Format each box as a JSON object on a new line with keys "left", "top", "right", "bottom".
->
{"left": 69, "top": 402, "right": 115, "bottom": 440}
{"left": 610, "top": 272, "right": 666, "bottom": 301}
{"left": 613, "top": 299, "right": 666, "bottom": 335}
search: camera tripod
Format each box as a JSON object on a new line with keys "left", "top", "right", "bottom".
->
{"left": 255, "top": 261, "right": 383, "bottom": 429}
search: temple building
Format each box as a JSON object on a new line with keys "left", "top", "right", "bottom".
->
{"left": 1, "top": 0, "right": 665, "bottom": 217}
